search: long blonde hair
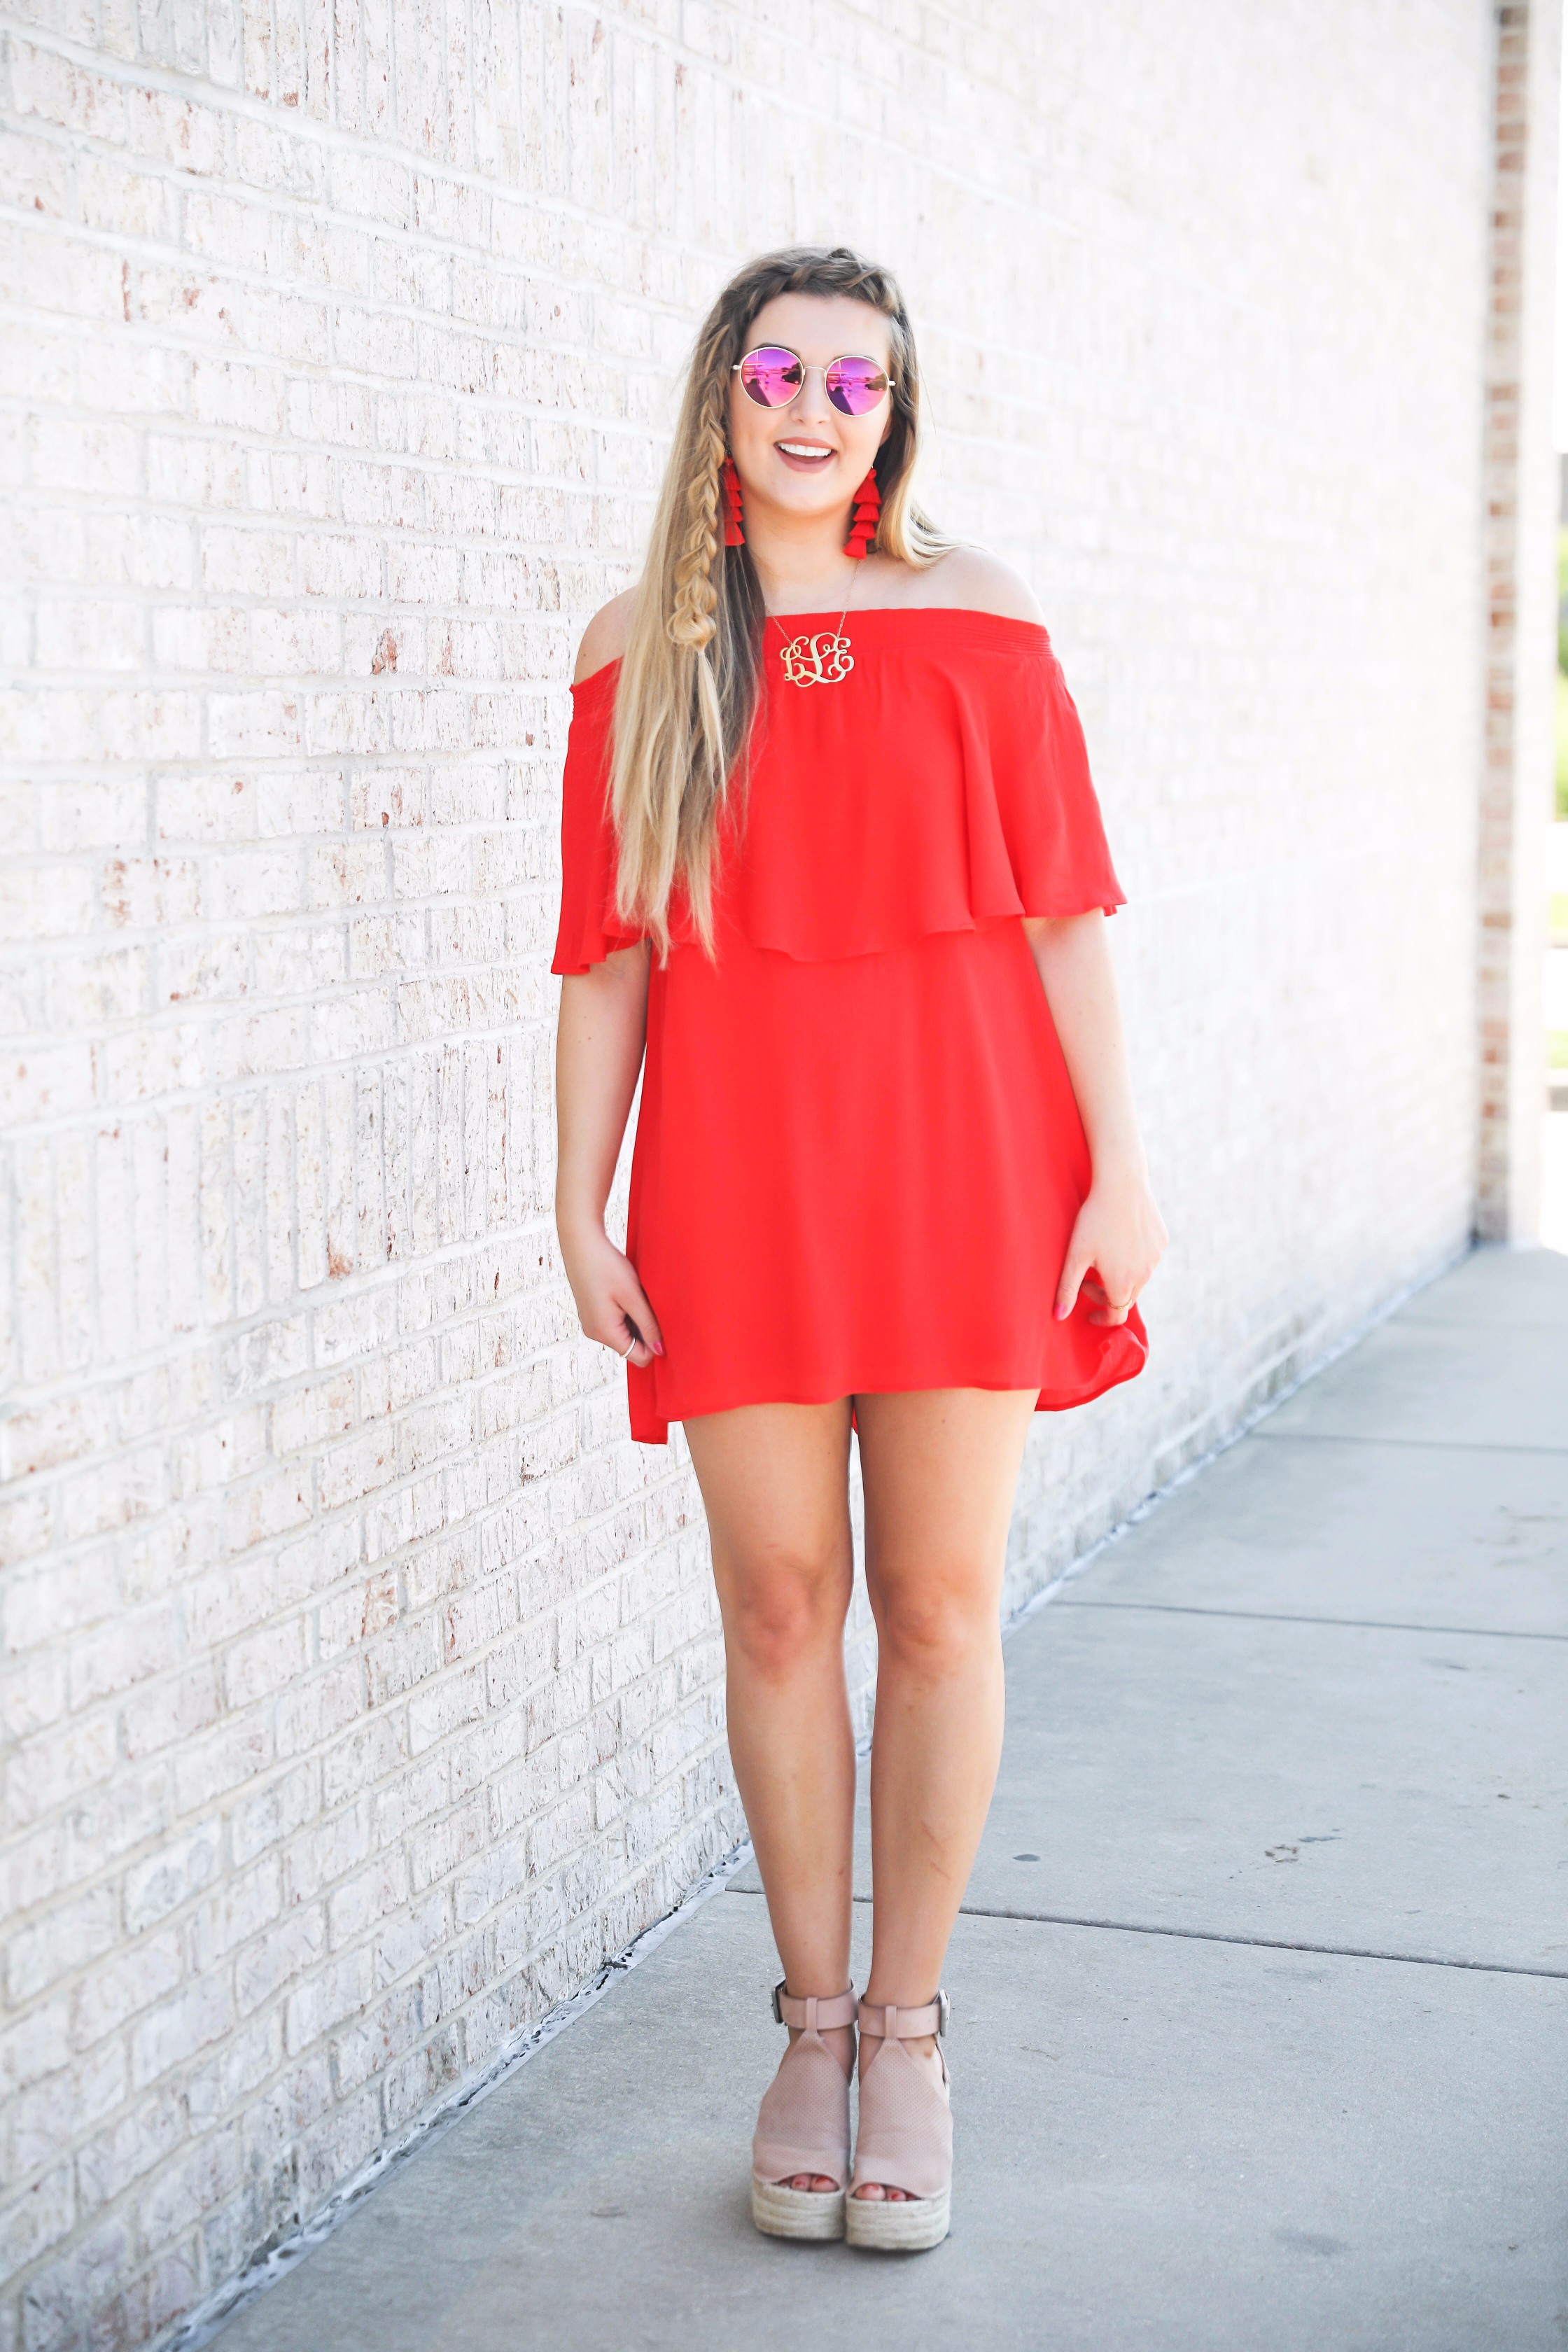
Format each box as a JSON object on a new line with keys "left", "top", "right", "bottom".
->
{"left": 610, "top": 246, "right": 949, "bottom": 958}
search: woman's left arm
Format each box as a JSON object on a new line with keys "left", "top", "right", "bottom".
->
{"left": 1023, "top": 911, "right": 1167, "bottom": 1326}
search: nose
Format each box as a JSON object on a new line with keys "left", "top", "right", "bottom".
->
{"left": 782, "top": 365, "right": 836, "bottom": 426}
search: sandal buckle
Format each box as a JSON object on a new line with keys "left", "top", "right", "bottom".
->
{"left": 937, "top": 1989, "right": 951, "bottom": 2038}
{"left": 771, "top": 1977, "right": 786, "bottom": 2026}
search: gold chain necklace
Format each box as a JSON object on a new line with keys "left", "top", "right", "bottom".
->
{"left": 773, "top": 568, "right": 859, "bottom": 688}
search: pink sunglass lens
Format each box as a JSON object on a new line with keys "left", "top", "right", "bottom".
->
{"left": 826, "top": 357, "right": 888, "bottom": 415}
{"left": 741, "top": 348, "right": 804, "bottom": 407}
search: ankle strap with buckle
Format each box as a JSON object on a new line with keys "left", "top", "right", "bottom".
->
{"left": 771, "top": 1981, "right": 858, "bottom": 2032}
{"left": 856, "top": 1992, "right": 950, "bottom": 2040}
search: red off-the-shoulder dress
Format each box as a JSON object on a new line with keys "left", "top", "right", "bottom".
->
{"left": 552, "top": 607, "right": 1148, "bottom": 1445}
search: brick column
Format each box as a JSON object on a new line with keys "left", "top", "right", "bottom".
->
{"left": 1478, "top": 0, "right": 1562, "bottom": 1239}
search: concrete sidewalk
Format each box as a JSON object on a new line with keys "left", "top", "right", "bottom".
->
{"left": 214, "top": 1248, "right": 1568, "bottom": 2352}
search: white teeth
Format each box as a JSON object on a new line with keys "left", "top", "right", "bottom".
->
{"left": 778, "top": 442, "right": 832, "bottom": 458}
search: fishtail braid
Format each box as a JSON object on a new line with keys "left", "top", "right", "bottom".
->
{"left": 667, "top": 383, "right": 728, "bottom": 659}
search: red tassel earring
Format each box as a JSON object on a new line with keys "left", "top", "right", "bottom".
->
{"left": 721, "top": 456, "right": 746, "bottom": 548}
{"left": 844, "top": 467, "right": 881, "bottom": 559}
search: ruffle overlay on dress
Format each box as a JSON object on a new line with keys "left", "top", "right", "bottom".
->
{"left": 551, "top": 611, "right": 1124, "bottom": 974}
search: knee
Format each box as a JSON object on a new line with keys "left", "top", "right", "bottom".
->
{"left": 874, "top": 1567, "right": 997, "bottom": 1681}
{"left": 722, "top": 1544, "right": 850, "bottom": 1682}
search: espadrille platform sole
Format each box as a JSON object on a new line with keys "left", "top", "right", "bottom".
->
{"left": 750, "top": 2178, "right": 847, "bottom": 2241}
{"left": 844, "top": 2184, "right": 951, "bottom": 2253}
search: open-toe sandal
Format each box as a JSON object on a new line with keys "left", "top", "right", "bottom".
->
{"left": 750, "top": 1982, "right": 858, "bottom": 2241}
{"left": 845, "top": 1993, "right": 953, "bottom": 2252}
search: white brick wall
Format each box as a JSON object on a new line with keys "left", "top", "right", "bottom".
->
{"left": 0, "top": 2, "right": 1543, "bottom": 2344}
{"left": 1478, "top": 0, "right": 1560, "bottom": 1239}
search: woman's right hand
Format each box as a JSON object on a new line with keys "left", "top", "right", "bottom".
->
{"left": 559, "top": 1220, "right": 664, "bottom": 1368}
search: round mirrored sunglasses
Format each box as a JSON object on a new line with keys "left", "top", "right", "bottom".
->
{"left": 734, "top": 346, "right": 895, "bottom": 419}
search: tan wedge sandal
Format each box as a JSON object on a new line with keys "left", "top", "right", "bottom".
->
{"left": 750, "top": 1982, "right": 858, "bottom": 2241}
{"left": 845, "top": 1993, "right": 953, "bottom": 2252}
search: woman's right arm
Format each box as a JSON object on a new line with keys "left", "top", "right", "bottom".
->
{"left": 554, "top": 588, "right": 659, "bottom": 1366}
{"left": 554, "top": 944, "right": 664, "bottom": 1366}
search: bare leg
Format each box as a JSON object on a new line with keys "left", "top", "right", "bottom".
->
{"left": 851, "top": 1386, "right": 1037, "bottom": 2199}
{"left": 683, "top": 1399, "right": 858, "bottom": 2192}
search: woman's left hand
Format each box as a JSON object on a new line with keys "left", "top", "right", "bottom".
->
{"left": 1055, "top": 1168, "right": 1168, "bottom": 1328}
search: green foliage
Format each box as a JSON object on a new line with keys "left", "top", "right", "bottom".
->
{"left": 1557, "top": 673, "right": 1568, "bottom": 824}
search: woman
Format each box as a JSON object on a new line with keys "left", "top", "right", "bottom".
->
{"left": 552, "top": 246, "right": 1164, "bottom": 2253}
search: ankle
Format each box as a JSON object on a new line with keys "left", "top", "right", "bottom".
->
{"left": 788, "top": 2019, "right": 855, "bottom": 2079}
{"left": 858, "top": 1987, "right": 944, "bottom": 2069}
{"left": 861, "top": 2030, "right": 935, "bottom": 2065}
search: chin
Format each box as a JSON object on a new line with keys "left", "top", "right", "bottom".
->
{"left": 750, "top": 489, "right": 839, "bottom": 527}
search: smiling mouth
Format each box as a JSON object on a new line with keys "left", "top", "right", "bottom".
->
{"left": 776, "top": 442, "right": 835, "bottom": 462}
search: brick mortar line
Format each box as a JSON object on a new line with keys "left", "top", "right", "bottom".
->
{"left": 0, "top": 1096, "right": 559, "bottom": 1154}
{"left": 0, "top": 1065, "right": 562, "bottom": 1117}
{"left": 0, "top": 431, "right": 655, "bottom": 503}
{"left": 0, "top": 1340, "right": 678, "bottom": 1490}
{"left": 0, "top": 470, "right": 650, "bottom": 514}
{"left": 0, "top": 874, "right": 556, "bottom": 889}
{"left": 0, "top": 886, "right": 557, "bottom": 908}
{"left": 1, "top": 1364, "right": 663, "bottom": 1467}
{"left": 2, "top": 1378, "right": 657, "bottom": 1488}
{"left": 0, "top": 171, "right": 696, "bottom": 326}
{"left": 0, "top": 908, "right": 559, "bottom": 935}
{"left": 0, "top": 214, "right": 611, "bottom": 331}
{"left": 1, "top": 677, "right": 576, "bottom": 703}
{"left": 0, "top": 647, "right": 587, "bottom": 675}
{"left": 0, "top": 1376, "right": 612, "bottom": 1508}
{"left": 1, "top": 1414, "right": 687, "bottom": 1545}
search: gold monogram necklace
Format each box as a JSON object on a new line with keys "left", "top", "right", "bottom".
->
{"left": 773, "top": 566, "right": 860, "bottom": 688}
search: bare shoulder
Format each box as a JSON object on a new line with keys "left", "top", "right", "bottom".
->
{"left": 920, "top": 545, "right": 1045, "bottom": 625}
{"left": 573, "top": 588, "right": 638, "bottom": 683}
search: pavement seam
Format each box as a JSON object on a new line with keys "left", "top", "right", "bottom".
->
{"left": 1055, "top": 1600, "right": 1568, "bottom": 1642}
{"left": 723, "top": 1887, "right": 1568, "bottom": 1981}
{"left": 1386, "top": 1315, "right": 1564, "bottom": 1331}
{"left": 950, "top": 1904, "right": 1568, "bottom": 1980}
{"left": 1254, "top": 1430, "right": 1568, "bottom": 1455}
